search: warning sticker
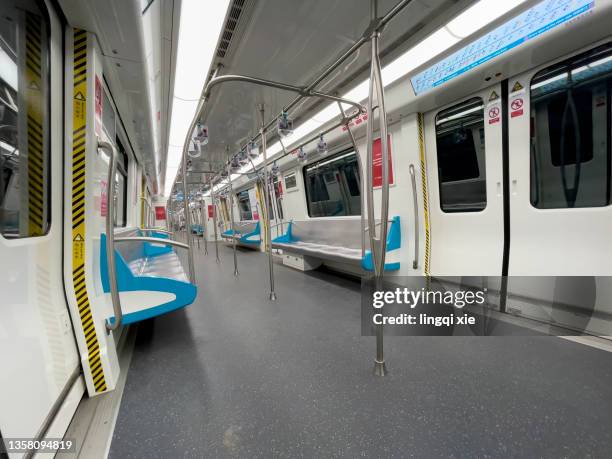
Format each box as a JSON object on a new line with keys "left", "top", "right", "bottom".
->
{"left": 74, "top": 91, "right": 86, "bottom": 124}
{"left": 489, "top": 90, "right": 499, "bottom": 102}
{"left": 511, "top": 81, "right": 524, "bottom": 92}
{"left": 488, "top": 105, "right": 500, "bottom": 125}
{"left": 510, "top": 97, "right": 524, "bottom": 118}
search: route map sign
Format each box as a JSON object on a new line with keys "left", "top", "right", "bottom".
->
{"left": 410, "top": 0, "right": 594, "bottom": 95}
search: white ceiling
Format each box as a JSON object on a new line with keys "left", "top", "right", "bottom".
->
{"left": 58, "top": 0, "right": 181, "bottom": 195}
{"left": 187, "top": 0, "right": 473, "bottom": 185}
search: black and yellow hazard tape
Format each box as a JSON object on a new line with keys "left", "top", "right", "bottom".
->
{"left": 71, "top": 29, "right": 107, "bottom": 393}
{"left": 417, "top": 113, "right": 431, "bottom": 279}
{"left": 25, "top": 12, "right": 44, "bottom": 236}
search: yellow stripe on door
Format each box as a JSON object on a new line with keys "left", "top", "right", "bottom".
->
{"left": 417, "top": 113, "right": 431, "bottom": 279}
{"left": 71, "top": 29, "right": 107, "bottom": 393}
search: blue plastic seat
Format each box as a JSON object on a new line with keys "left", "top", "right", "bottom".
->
{"left": 361, "top": 216, "right": 401, "bottom": 271}
{"left": 238, "top": 221, "right": 261, "bottom": 245}
{"left": 100, "top": 234, "right": 197, "bottom": 326}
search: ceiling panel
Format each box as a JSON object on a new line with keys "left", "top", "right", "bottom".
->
{"left": 191, "top": 0, "right": 468, "bottom": 179}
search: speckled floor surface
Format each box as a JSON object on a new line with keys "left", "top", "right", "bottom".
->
{"left": 109, "top": 245, "right": 612, "bottom": 458}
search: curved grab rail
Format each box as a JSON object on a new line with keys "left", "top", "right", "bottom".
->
{"left": 203, "top": 74, "right": 366, "bottom": 114}
{"left": 366, "top": 27, "right": 391, "bottom": 280}
{"left": 97, "top": 138, "right": 122, "bottom": 331}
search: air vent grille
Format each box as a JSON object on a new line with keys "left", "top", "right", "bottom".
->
{"left": 217, "top": 0, "right": 246, "bottom": 58}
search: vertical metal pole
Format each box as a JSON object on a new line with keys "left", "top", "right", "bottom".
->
{"left": 227, "top": 162, "right": 239, "bottom": 276}
{"left": 181, "top": 158, "right": 196, "bottom": 283}
{"left": 166, "top": 195, "right": 172, "bottom": 233}
{"left": 212, "top": 190, "right": 220, "bottom": 263}
{"left": 258, "top": 104, "right": 276, "bottom": 301}
{"left": 200, "top": 197, "right": 208, "bottom": 254}
{"left": 369, "top": 0, "right": 390, "bottom": 376}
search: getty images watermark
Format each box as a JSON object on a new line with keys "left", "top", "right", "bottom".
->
{"left": 371, "top": 287, "right": 484, "bottom": 327}
{"left": 360, "top": 276, "right": 609, "bottom": 336}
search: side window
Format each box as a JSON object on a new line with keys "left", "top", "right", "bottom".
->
{"left": 303, "top": 149, "right": 361, "bottom": 217}
{"left": 237, "top": 189, "right": 252, "bottom": 220}
{"left": 284, "top": 172, "right": 297, "bottom": 190}
{"left": 0, "top": 2, "right": 50, "bottom": 238}
{"left": 435, "top": 97, "right": 486, "bottom": 212}
{"left": 114, "top": 138, "right": 128, "bottom": 227}
{"left": 530, "top": 43, "right": 611, "bottom": 209}
{"left": 272, "top": 176, "right": 283, "bottom": 220}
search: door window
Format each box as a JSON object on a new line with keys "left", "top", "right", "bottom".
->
{"left": 435, "top": 97, "right": 486, "bottom": 212}
{"left": 0, "top": 3, "right": 50, "bottom": 238}
{"left": 303, "top": 149, "right": 361, "bottom": 217}
{"left": 530, "top": 43, "right": 612, "bottom": 209}
{"left": 237, "top": 189, "right": 252, "bottom": 220}
{"left": 114, "top": 138, "right": 128, "bottom": 227}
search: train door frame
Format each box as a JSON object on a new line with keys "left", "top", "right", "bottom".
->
{"left": 0, "top": 0, "right": 84, "bottom": 445}
{"left": 505, "top": 40, "right": 612, "bottom": 336}
{"left": 423, "top": 83, "right": 505, "bottom": 276}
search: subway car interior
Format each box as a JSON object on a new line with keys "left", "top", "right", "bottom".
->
{"left": 2, "top": 0, "right": 612, "bottom": 457}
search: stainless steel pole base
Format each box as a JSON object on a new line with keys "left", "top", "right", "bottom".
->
{"left": 269, "top": 291, "right": 277, "bottom": 301}
{"left": 234, "top": 269, "right": 239, "bottom": 277}
{"left": 373, "top": 360, "right": 387, "bottom": 376}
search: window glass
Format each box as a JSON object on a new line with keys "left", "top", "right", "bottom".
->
{"left": 530, "top": 43, "right": 611, "bottom": 209}
{"left": 237, "top": 189, "right": 252, "bottom": 220}
{"left": 273, "top": 176, "right": 283, "bottom": 220}
{"left": 284, "top": 172, "right": 297, "bottom": 190}
{"left": 303, "top": 150, "right": 361, "bottom": 217}
{"left": 0, "top": 1, "right": 50, "bottom": 238}
{"left": 435, "top": 97, "right": 486, "bottom": 212}
{"left": 102, "top": 89, "right": 115, "bottom": 141}
{"left": 114, "top": 138, "right": 128, "bottom": 227}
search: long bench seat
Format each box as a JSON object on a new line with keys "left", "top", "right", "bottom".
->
{"left": 221, "top": 220, "right": 261, "bottom": 247}
{"left": 100, "top": 229, "right": 197, "bottom": 326}
{"left": 271, "top": 216, "right": 401, "bottom": 271}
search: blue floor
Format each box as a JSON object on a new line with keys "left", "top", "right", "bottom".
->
{"left": 109, "top": 245, "right": 612, "bottom": 458}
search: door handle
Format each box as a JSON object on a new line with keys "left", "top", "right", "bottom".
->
{"left": 97, "top": 138, "right": 122, "bottom": 331}
{"left": 409, "top": 164, "right": 419, "bottom": 269}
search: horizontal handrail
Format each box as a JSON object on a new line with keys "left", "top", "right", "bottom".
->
{"left": 114, "top": 236, "right": 189, "bottom": 250}
{"left": 141, "top": 228, "right": 173, "bottom": 235}
{"left": 204, "top": 74, "right": 366, "bottom": 114}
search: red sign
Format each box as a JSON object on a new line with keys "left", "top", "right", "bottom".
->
{"left": 207, "top": 205, "right": 214, "bottom": 218}
{"left": 372, "top": 136, "right": 394, "bottom": 188}
{"left": 341, "top": 112, "right": 369, "bottom": 131}
{"left": 155, "top": 206, "right": 166, "bottom": 220}
{"left": 100, "top": 180, "right": 107, "bottom": 217}
{"left": 510, "top": 97, "right": 524, "bottom": 118}
{"left": 510, "top": 98, "right": 523, "bottom": 110}
{"left": 488, "top": 106, "right": 500, "bottom": 124}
